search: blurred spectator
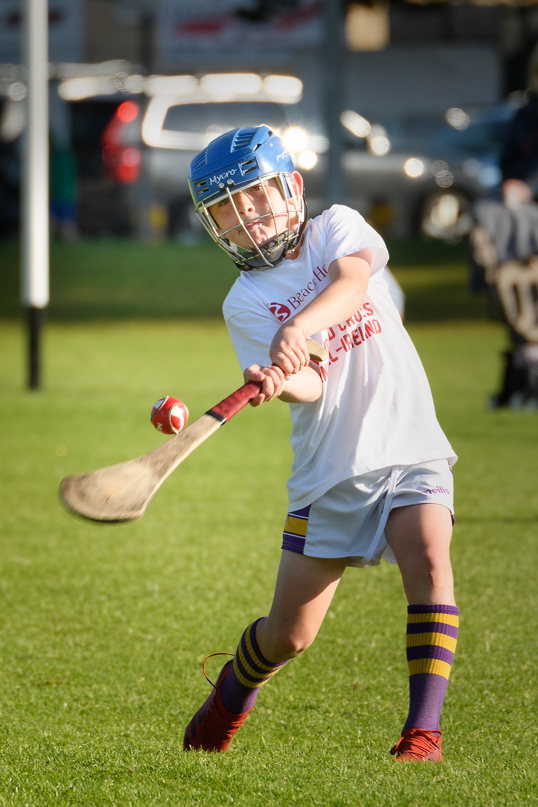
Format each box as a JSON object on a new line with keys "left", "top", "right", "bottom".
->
{"left": 470, "top": 41, "right": 538, "bottom": 409}
{"left": 500, "top": 43, "right": 538, "bottom": 206}
{"left": 471, "top": 42, "right": 538, "bottom": 284}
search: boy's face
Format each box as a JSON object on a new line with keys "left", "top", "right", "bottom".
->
{"left": 208, "top": 172, "right": 303, "bottom": 251}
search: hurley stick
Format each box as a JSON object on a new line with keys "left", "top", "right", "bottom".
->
{"left": 59, "top": 338, "right": 327, "bottom": 523}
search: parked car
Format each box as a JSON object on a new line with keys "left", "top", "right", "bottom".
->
{"left": 389, "top": 103, "right": 517, "bottom": 241}
{"left": 1, "top": 66, "right": 519, "bottom": 242}
{"left": 331, "top": 102, "right": 517, "bottom": 241}
{"left": 106, "top": 76, "right": 516, "bottom": 241}
{"left": 0, "top": 90, "right": 134, "bottom": 238}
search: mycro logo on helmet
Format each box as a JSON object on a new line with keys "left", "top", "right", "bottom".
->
{"left": 268, "top": 302, "right": 292, "bottom": 322}
{"left": 276, "top": 150, "right": 290, "bottom": 162}
{"left": 209, "top": 169, "right": 237, "bottom": 185}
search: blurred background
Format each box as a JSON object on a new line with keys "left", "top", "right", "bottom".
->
{"left": 1, "top": 0, "right": 536, "bottom": 245}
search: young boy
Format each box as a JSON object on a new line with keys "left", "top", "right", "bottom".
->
{"left": 183, "top": 125, "right": 458, "bottom": 761}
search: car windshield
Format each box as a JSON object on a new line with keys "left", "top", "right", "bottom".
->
{"left": 353, "top": 106, "right": 517, "bottom": 158}
{"left": 432, "top": 117, "right": 514, "bottom": 156}
{"left": 162, "top": 101, "right": 299, "bottom": 135}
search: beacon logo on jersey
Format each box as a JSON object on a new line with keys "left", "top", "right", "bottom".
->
{"left": 267, "top": 265, "right": 330, "bottom": 322}
{"left": 268, "top": 302, "right": 292, "bottom": 322}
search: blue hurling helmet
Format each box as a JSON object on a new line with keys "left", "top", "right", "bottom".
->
{"left": 188, "top": 124, "right": 307, "bottom": 270}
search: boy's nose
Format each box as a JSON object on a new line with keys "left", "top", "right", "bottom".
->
{"left": 234, "top": 191, "right": 255, "bottom": 215}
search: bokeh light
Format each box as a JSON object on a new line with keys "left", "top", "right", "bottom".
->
{"left": 404, "top": 158, "right": 424, "bottom": 178}
{"left": 368, "top": 125, "right": 391, "bottom": 156}
{"left": 445, "top": 107, "right": 470, "bottom": 130}
{"left": 340, "top": 109, "right": 371, "bottom": 138}
{"left": 297, "top": 150, "right": 318, "bottom": 170}
{"left": 116, "top": 100, "right": 139, "bottom": 123}
{"left": 283, "top": 127, "right": 308, "bottom": 152}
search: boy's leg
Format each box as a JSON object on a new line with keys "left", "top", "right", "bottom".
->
{"left": 385, "top": 502, "right": 455, "bottom": 606}
{"left": 385, "top": 503, "right": 458, "bottom": 761}
{"left": 256, "top": 551, "right": 349, "bottom": 661}
{"left": 184, "top": 551, "right": 348, "bottom": 752}
{"left": 220, "top": 552, "right": 347, "bottom": 713}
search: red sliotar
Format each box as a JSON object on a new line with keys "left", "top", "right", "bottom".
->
{"left": 390, "top": 728, "right": 443, "bottom": 762}
{"left": 183, "top": 661, "right": 251, "bottom": 752}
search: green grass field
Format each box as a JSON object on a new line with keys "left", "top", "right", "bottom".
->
{"left": 0, "top": 239, "right": 537, "bottom": 805}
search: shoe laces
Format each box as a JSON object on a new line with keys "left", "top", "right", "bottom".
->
{"left": 390, "top": 728, "right": 441, "bottom": 757}
{"left": 202, "top": 652, "right": 235, "bottom": 689}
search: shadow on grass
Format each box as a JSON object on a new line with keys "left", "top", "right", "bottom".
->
{"left": 0, "top": 236, "right": 489, "bottom": 323}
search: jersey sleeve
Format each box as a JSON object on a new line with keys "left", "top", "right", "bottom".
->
{"left": 225, "top": 311, "right": 277, "bottom": 371}
{"left": 323, "top": 205, "right": 389, "bottom": 277}
{"left": 223, "top": 281, "right": 277, "bottom": 371}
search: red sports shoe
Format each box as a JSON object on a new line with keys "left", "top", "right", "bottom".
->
{"left": 183, "top": 659, "right": 251, "bottom": 752}
{"left": 390, "top": 728, "right": 443, "bottom": 762}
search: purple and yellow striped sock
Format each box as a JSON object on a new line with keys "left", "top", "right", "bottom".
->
{"left": 219, "top": 618, "right": 288, "bottom": 715}
{"left": 403, "top": 604, "right": 459, "bottom": 732}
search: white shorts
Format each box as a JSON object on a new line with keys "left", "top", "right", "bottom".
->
{"left": 281, "top": 460, "right": 454, "bottom": 568}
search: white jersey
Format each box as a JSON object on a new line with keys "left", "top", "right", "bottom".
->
{"left": 223, "top": 204, "right": 457, "bottom": 510}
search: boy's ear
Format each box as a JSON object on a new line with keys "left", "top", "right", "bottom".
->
{"left": 291, "top": 170, "right": 304, "bottom": 196}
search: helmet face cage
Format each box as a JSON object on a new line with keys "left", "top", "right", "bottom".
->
{"left": 188, "top": 125, "right": 306, "bottom": 271}
{"left": 195, "top": 171, "right": 305, "bottom": 270}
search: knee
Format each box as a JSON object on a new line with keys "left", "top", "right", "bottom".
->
{"left": 401, "top": 549, "right": 455, "bottom": 603}
{"left": 411, "top": 551, "right": 452, "bottom": 586}
{"left": 403, "top": 536, "right": 451, "bottom": 572}
{"left": 423, "top": 562, "right": 448, "bottom": 589}
{"left": 261, "top": 625, "right": 315, "bottom": 662}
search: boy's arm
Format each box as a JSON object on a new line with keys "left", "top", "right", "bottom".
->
{"left": 243, "top": 363, "right": 322, "bottom": 406}
{"left": 269, "top": 249, "right": 372, "bottom": 376}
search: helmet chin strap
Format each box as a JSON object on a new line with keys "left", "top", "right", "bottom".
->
{"left": 234, "top": 231, "right": 291, "bottom": 270}
{"left": 235, "top": 201, "right": 310, "bottom": 270}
